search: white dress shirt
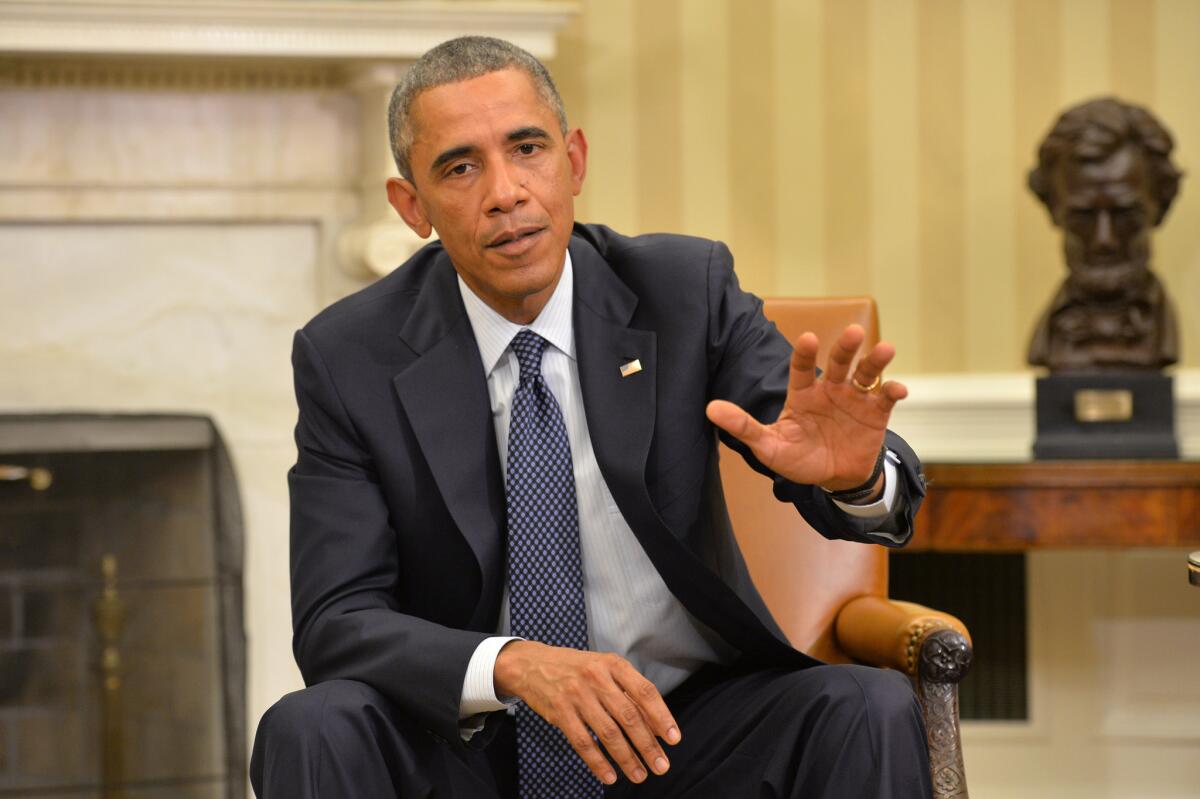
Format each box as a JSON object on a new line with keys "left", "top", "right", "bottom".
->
{"left": 455, "top": 252, "right": 897, "bottom": 728}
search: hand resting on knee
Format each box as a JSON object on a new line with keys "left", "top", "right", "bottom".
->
{"left": 494, "top": 640, "right": 681, "bottom": 786}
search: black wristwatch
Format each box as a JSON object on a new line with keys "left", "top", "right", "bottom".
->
{"left": 822, "top": 446, "right": 887, "bottom": 503}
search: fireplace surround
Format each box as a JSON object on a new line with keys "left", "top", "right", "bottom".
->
{"left": 0, "top": 414, "right": 245, "bottom": 799}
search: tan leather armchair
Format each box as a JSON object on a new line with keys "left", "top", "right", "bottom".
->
{"left": 721, "top": 297, "right": 972, "bottom": 799}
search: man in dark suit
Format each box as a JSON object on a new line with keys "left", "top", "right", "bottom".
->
{"left": 251, "top": 36, "right": 931, "bottom": 798}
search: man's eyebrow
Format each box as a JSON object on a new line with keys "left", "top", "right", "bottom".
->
{"left": 429, "top": 145, "right": 475, "bottom": 176}
{"left": 427, "top": 128, "right": 550, "bottom": 176}
{"left": 507, "top": 126, "right": 551, "bottom": 142}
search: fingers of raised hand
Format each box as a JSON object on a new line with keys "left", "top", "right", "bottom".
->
{"left": 705, "top": 400, "right": 765, "bottom": 446}
{"left": 821, "top": 325, "right": 867, "bottom": 384}
{"left": 877, "top": 379, "right": 908, "bottom": 413}
{"left": 788, "top": 332, "right": 820, "bottom": 392}
{"left": 850, "top": 341, "right": 896, "bottom": 391}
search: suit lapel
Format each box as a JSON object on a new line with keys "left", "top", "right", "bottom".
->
{"left": 392, "top": 254, "right": 505, "bottom": 623}
{"left": 570, "top": 238, "right": 658, "bottom": 523}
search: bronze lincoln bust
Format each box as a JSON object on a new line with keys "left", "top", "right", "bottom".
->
{"left": 1027, "top": 97, "right": 1182, "bottom": 372}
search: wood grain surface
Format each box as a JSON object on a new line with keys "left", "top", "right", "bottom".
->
{"left": 912, "top": 461, "right": 1200, "bottom": 550}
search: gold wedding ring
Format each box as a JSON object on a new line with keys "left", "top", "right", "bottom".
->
{"left": 851, "top": 375, "right": 881, "bottom": 393}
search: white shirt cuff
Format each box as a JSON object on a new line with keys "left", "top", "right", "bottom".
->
{"left": 830, "top": 450, "right": 899, "bottom": 521}
{"left": 459, "top": 635, "right": 522, "bottom": 719}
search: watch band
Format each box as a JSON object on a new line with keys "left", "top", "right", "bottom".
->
{"left": 823, "top": 446, "right": 887, "bottom": 503}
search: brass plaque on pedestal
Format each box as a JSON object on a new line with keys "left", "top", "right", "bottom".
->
{"left": 1074, "top": 390, "right": 1133, "bottom": 422}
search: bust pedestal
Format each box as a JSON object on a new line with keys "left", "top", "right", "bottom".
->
{"left": 1033, "top": 372, "right": 1178, "bottom": 459}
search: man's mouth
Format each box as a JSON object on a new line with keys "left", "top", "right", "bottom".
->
{"left": 486, "top": 226, "right": 545, "bottom": 250}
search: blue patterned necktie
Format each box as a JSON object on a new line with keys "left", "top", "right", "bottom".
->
{"left": 505, "top": 330, "right": 603, "bottom": 799}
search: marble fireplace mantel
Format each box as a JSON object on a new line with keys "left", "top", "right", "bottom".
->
{"left": 0, "top": 1, "right": 576, "bottom": 61}
{"left": 0, "top": 0, "right": 579, "bottom": 277}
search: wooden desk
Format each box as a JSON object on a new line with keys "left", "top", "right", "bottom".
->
{"left": 911, "top": 460, "right": 1200, "bottom": 550}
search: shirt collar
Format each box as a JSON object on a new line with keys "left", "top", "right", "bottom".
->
{"left": 457, "top": 250, "right": 576, "bottom": 377}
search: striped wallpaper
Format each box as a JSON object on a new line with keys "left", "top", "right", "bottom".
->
{"left": 551, "top": 0, "right": 1200, "bottom": 374}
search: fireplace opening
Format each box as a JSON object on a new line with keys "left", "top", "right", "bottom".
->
{"left": 0, "top": 414, "right": 246, "bottom": 799}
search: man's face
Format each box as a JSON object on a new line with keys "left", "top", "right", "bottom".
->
{"left": 387, "top": 68, "right": 587, "bottom": 324}
{"left": 1051, "top": 143, "right": 1159, "bottom": 298}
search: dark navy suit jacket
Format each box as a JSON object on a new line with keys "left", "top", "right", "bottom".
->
{"left": 287, "top": 223, "right": 925, "bottom": 747}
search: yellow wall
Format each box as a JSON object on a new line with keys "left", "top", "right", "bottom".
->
{"left": 552, "top": 0, "right": 1200, "bottom": 374}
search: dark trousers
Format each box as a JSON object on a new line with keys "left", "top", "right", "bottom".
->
{"left": 250, "top": 662, "right": 932, "bottom": 798}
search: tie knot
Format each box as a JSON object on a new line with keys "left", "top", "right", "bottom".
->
{"left": 510, "top": 329, "right": 549, "bottom": 383}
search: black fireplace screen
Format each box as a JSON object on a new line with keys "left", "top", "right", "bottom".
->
{"left": 0, "top": 415, "right": 246, "bottom": 799}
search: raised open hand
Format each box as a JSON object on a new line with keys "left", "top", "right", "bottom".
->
{"left": 705, "top": 324, "right": 907, "bottom": 494}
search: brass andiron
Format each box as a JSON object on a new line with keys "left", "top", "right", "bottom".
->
{"left": 0, "top": 464, "right": 53, "bottom": 490}
{"left": 94, "top": 554, "right": 127, "bottom": 799}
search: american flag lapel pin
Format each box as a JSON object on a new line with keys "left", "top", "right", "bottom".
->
{"left": 620, "top": 358, "right": 643, "bottom": 378}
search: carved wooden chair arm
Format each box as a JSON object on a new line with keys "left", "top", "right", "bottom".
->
{"left": 835, "top": 595, "right": 974, "bottom": 799}
{"left": 834, "top": 596, "right": 971, "bottom": 680}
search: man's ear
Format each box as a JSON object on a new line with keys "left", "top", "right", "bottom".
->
{"left": 386, "top": 177, "right": 433, "bottom": 238}
{"left": 565, "top": 128, "right": 588, "bottom": 196}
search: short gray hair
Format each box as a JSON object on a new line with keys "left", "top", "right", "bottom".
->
{"left": 387, "top": 36, "right": 568, "bottom": 181}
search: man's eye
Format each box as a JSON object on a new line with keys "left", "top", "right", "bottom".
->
{"left": 447, "top": 163, "right": 473, "bottom": 177}
{"left": 515, "top": 143, "right": 539, "bottom": 156}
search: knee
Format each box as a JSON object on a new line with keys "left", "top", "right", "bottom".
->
{"left": 256, "top": 679, "right": 392, "bottom": 748}
{"left": 251, "top": 681, "right": 421, "bottom": 798}
{"left": 836, "top": 666, "right": 921, "bottom": 729}
{"left": 783, "top": 665, "right": 919, "bottom": 729}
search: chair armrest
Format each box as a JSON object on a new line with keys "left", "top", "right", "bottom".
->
{"left": 834, "top": 595, "right": 971, "bottom": 680}
{"left": 838, "top": 596, "right": 974, "bottom": 798}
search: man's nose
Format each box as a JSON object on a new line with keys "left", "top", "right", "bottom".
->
{"left": 484, "top": 162, "right": 527, "bottom": 215}
{"left": 1091, "top": 210, "right": 1118, "bottom": 251}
